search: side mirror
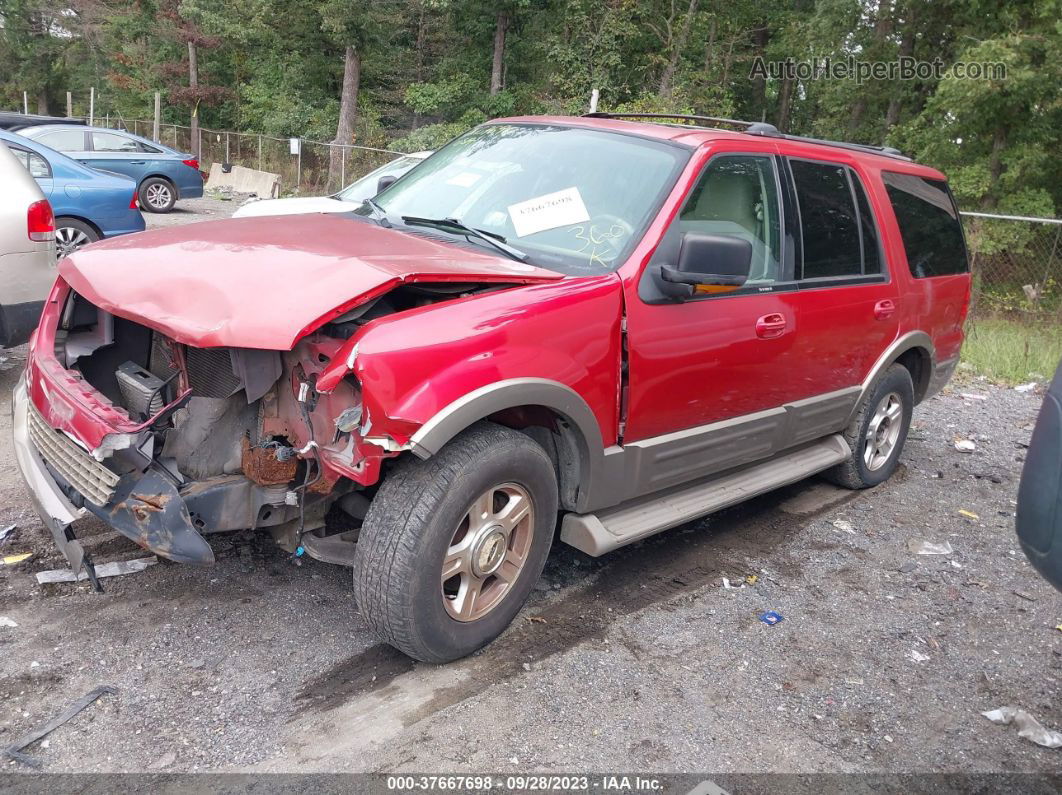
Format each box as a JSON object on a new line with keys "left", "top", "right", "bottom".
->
{"left": 659, "top": 233, "right": 752, "bottom": 298}
{"left": 376, "top": 175, "right": 398, "bottom": 193}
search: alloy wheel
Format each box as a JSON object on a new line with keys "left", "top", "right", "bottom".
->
{"left": 864, "top": 391, "right": 903, "bottom": 471}
{"left": 441, "top": 482, "right": 534, "bottom": 622}
{"left": 145, "top": 183, "right": 172, "bottom": 209}
{"left": 55, "top": 226, "right": 91, "bottom": 259}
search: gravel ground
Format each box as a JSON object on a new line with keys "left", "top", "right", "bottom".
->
{"left": 141, "top": 194, "right": 243, "bottom": 228}
{"left": 0, "top": 200, "right": 1059, "bottom": 775}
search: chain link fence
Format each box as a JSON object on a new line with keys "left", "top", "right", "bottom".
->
{"left": 961, "top": 212, "right": 1062, "bottom": 326}
{"left": 90, "top": 116, "right": 402, "bottom": 196}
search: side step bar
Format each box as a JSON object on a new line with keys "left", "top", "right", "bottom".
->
{"left": 561, "top": 434, "right": 851, "bottom": 556}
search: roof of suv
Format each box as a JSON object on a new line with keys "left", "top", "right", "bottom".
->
{"left": 498, "top": 114, "right": 945, "bottom": 178}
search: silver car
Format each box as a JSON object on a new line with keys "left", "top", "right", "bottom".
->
{"left": 0, "top": 141, "right": 57, "bottom": 346}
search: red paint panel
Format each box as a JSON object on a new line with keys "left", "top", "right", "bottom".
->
{"left": 335, "top": 275, "right": 624, "bottom": 448}
{"left": 58, "top": 214, "right": 560, "bottom": 351}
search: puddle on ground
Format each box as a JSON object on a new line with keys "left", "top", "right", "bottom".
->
{"left": 291, "top": 477, "right": 858, "bottom": 738}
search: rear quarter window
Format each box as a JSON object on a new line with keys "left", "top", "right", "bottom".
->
{"left": 882, "top": 172, "right": 969, "bottom": 278}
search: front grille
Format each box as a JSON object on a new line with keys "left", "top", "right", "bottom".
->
{"left": 27, "top": 401, "right": 121, "bottom": 506}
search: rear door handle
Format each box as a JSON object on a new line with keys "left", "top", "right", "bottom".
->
{"left": 755, "top": 313, "right": 787, "bottom": 339}
{"left": 874, "top": 299, "right": 897, "bottom": 320}
{"left": 129, "top": 160, "right": 146, "bottom": 165}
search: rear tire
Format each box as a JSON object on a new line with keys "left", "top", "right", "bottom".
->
{"left": 139, "top": 177, "right": 176, "bottom": 213}
{"left": 824, "top": 364, "right": 914, "bottom": 489}
{"left": 353, "top": 422, "right": 558, "bottom": 663}
{"left": 54, "top": 218, "right": 99, "bottom": 260}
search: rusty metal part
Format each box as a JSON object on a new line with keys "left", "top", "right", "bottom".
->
{"left": 83, "top": 469, "right": 214, "bottom": 565}
{"left": 241, "top": 437, "right": 297, "bottom": 486}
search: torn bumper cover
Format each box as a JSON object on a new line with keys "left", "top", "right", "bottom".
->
{"left": 12, "top": 376, "right": 214, "bottom": 568}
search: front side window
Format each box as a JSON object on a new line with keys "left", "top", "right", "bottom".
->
{"left": 678, "top": 155, "right": 781, "bottom": 283}
{"left": 367, "top": 124, "right": 690, "bottom": 275}
{"left": 10, "top": 146, "right": 51, "bottom": 179}
{"left": 36, "top": 128, "right": 87, "bottom": 151}
{"left": 91, "top": 131, "right": 140, "bottom": 153}
{"left": 882, "top": 172, "right": 969, "bottom": 277}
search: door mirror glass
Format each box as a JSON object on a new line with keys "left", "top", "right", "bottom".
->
{"left": 660, "top": 232, "right": 752, "bottom": 296}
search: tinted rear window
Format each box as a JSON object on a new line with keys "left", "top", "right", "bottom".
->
{"left": 882, "top": 172, "right": 969, "bottom": 277}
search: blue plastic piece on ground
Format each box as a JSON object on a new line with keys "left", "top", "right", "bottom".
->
{"left": 759, "top": 610, "right": 784, "bottom": 626}
{"left": 295, "top": 546, "right": 305, "bottom": 557}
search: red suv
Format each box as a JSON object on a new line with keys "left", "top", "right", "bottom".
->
{"left": 14, "top": 114, "right": 971, "bottom": 662}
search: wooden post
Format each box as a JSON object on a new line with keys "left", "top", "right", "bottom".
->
{"left": 297, "top": 140, "right": 302, "bottom": 193}
{"left": 153, "top": 92, "right": 160, "bottom": 142}
{"left": 340, "top": 147, "right": 345, "bottom": 188}
{"left": 22, "top": 91, "right": 28, "bottom": 114}
{"left": 258, "top": 134, "right": 262, "bottom": 171}
{"left": 66, "top": 92, "right": 72, "bottom": 117}
{"left": 89, "top": 88, "right": 95, "bottom": 125}
{"left": 225, "top": 132, "right": 230, "bottom": 163}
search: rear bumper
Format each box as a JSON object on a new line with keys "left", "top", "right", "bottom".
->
{"left": 11, "top": 374, "right": 88, "bottom": 570}
{"left": 178, "top": 181, "right": 204, "bottom": 200}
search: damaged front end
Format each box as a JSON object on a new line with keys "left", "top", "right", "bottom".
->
{"left": 15, "top": 281, "right": 394, "bottom": 576}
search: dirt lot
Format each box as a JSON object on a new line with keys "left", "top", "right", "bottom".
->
{"left": 0, "top": 199, "right": 1060, "bottom": 775}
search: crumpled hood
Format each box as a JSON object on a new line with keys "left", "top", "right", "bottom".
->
{"left": 58, "top": 214, "right": 561, "bottom": 350}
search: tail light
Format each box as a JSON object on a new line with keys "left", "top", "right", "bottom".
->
{"left": 130, "top": 192, "right": 138, "bottom": 209}
{"left": 182, "top": 158, "right": 200, "bottom": 171}
{"left": 27, "top": 199, "right": 55, "bottom": 242}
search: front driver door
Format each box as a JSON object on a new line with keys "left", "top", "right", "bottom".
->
{"left": 622, "top": 149, "right": 806, "bottom": 492}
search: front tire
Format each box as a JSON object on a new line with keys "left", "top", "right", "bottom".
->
{"left": 824, "top": 363, "right": 914, "bottom": 489}
{"left": 353, "top": 422, "right": 558, "bottom": 663}
{"left": 139, "top": 177, "right": 177, "bottom": 213}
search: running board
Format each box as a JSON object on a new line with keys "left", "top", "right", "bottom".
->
{"left": 561, "top": 434, "right": 851, "bottom": 556}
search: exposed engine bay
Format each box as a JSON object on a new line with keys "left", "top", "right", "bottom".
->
{"left": 41, "top": 283, "right": 505, "bottom": 569}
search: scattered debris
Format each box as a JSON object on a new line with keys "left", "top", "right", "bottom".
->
{"left": 521, "top": 663, "right": 531, "bottom": 672}
{"left": 35, "top": 557, "right": 158, "bottom": 585}
{"left": 898, "top": 561, "right": 918, "bottom": 573}
{"left": 759, "top": 611, "right": 784, "bottom": 626}
{"left": 1014, "top": 383, "right": 1038, "bottom": 393}
{"left": 907, "top": 539, "right": 954, "bottom": 556}
{"left": 526, "top": 616, "right": 546, "bottom": 624}
{"left": 982, "top": 707, "right": 1062, "bottom": 749}
{"left": 907, "top": 650, "right": 930, "bottom": 663}
{"left": 954, "top": 439, "right": 976, "bottom": 453}
{"left": 1, "top": 685, "right": 118, "bottom": 768}
{"left": 150, "top": 751, "right": 177, "bottom": 769}
{"left": 958, "top": 509, "right": 980, "bottom": 520}
{"left": 0, "top": 616, "right": 17, "bottom": 628}
{"left": 1013, "top": 590, "right": 1037, "bottom": 602}
{"left": 961, "top": 393, "right": 988, "bottom": 401}
{"left": 0, "top": 523, "right": 16, "bottom": 543}
{"left": 1, "top": 552, "right": 32, "bottom": 565}
{"left": 831, "top": 519, "right": 856, "bottom": 534}
{"left": 722, "top": 577, "right": 745, "bottom": 590}
{"left": 744, "top": 574, "right": 759, "bottom": 585}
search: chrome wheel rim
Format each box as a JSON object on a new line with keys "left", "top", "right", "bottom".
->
{"left": 864, "top": 391, "right": 903, "bottom": 471}
{"left": 442, "top": 483, "right": 534, "bottom": 622}
{"left": 55, "top": 226, "right": 90, "bottom": 258}
{"left": 145, "top": 183, "right": 172, "bottom": 209}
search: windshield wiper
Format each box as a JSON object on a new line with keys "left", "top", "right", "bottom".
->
{"left": 362, "top": 198, "right": 392, "bottom": 228}
{"left": 401, "top": 215, "right": 527, "bottom": 262}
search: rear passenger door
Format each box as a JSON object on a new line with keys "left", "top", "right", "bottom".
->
{"left": 782, "top": 157, "right": 899, "bottom": 398}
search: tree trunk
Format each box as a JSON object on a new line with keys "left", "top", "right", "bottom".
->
{"left": 490, "top": 10, "right": 509, "bottom": 95}
{"left": 775, "top": 74, "right": 794, "bottom": 132}
{"left": 885, "top": 14, "right": 915, "bottom": 128}
{"left": 981, "top": 126, "right": 1007, "bottom": 210}
{"left": 36, "top": 91, "right": 49, "bottom": 115}
{"left": 749, "top": 25, "right": 770, "bottom": 120}
{"left": 329, "top": 45, "right": 361, "bottom": 189}
{"left": 659, "top": 0, "right": 699, "bottom": 97}
{"left": 412, "top": 5, "right": 426, "bottom": 130}
{"left": 849, "top": 0, "right": 893, "bottom": 136}
{"left": 188, "top": 40, "right": 199, "bottom": 159}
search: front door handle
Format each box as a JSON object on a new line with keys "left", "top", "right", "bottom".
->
{"left": 755, "top": 313, "right": 787, "bottom": 339}
{"left": 129, "top": 160, "right": 146, "bottom": 165}
{"left": 874, "top": 299, "right": 897, "bottom": 320}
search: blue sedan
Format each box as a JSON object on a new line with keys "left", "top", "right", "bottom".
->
{"left": 0, "top": 130, "right": 145, "bottom": 258}
{"left": 17, "top": 124, "right": 204, "bottom": 213}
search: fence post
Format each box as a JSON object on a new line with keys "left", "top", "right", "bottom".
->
{"left": 225, "top": 132, "right": 230, "bottom": 164}
{"left": 153, "top": 92, "right": 160, "bottom": 142}
{"left": 297, "top": 139, "right": 302, "bottom": 193}
{"left": 340, "top": 146, "right": 345, "bottom": 188}
{"left": 22, "top": 91, "right": 28, "bottom": 114}
{"left": 172, "top": 124, "right": 177, "bottom": 148}
{"left": 258, "top": 135, "right": 262, "bottom": 171}
{"left": 89, "top": 87, "right": 95, "bottom": 125}
{"left": 66, "top": 92, "right": 72, "bottom": 117}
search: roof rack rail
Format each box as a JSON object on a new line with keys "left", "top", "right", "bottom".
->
{"left": 580, "top": 111, "right": 909, "bottom": 160}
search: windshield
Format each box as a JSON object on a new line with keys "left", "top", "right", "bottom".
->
{"left": 336, "top": 155, "right": 425, "bottom": 203}
{"left": 362, "top": 124, "right": 689, "bottom": 275}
